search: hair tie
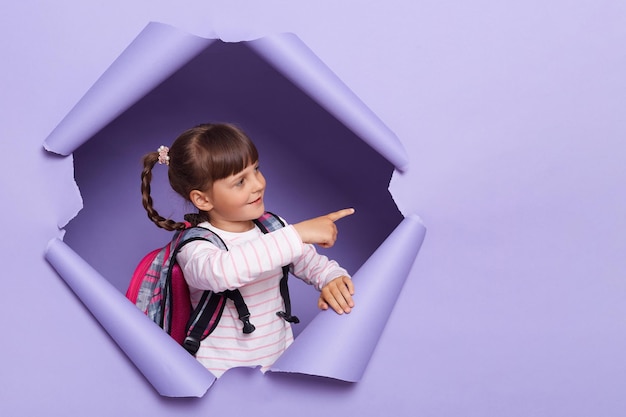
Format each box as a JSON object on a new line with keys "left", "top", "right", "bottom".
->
{"left": 157, "top": 145, "right": 170, "bottom": 165}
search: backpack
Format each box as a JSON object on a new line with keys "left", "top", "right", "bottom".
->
{"left": 126, "top": 211, "right": 299, "bottom": 356}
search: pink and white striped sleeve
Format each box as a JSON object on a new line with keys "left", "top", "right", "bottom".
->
{"left": 177, "top": 225, "right": 304, "bottom": 292}
{"left": 291, "top": 244, "right": 351, "bottom": 291}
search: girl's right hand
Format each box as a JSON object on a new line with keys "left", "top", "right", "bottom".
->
{"left": 293, "top": 208, "right": 355, "bottom": 248}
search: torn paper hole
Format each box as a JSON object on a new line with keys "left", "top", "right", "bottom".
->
{"left": 43, "top": 22, "right": 425, "bottom": 397}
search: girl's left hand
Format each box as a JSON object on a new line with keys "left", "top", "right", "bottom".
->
{"left": 318, "top": 276, "right": 355, "bottom": 314}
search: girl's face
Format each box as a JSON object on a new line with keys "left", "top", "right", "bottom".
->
{"left": 205, "top": 161, "right": 266, "bottom": 232}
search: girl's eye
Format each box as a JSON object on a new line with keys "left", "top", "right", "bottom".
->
{"left": 235, "top": 179, "right": 244, "bottom": 186}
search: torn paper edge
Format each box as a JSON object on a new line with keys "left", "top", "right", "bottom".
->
{"left": 42, "top": 22, "right": 409, "bottom": 171}
{"left": 42, "top": 21, "right": 420, "bottom": 396}
{"left": 270, "top": 215, "right": 426, "bottom": 381}
{"left": 43, "top": 22, "right": 215, "bottom": 156}
{"left": 45, "top": 238, "right": 216, "bottom": 397}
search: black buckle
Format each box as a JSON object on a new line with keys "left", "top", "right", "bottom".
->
{"left": 276, "top": 311, "right": 300, "bottom": 324}
{"left": 183, "top": 336, "right": 201, "bottom": 355}
{"left": 240, "top": 315, "right": 256, "bottom": 334}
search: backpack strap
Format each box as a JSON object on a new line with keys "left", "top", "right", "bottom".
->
{"left": 223, "top": 290, "right": 256, "bottom": 334}
{"left": 253, "top": 213, "right": 300, "bottom": 324}
{"left": 182, "top": 288, "right": 227, "bottom": 355}
{"left": 171, "top": 229, "right": 239, "bottom": 355}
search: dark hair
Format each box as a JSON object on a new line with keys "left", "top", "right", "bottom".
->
{"left": 141, "top": 123, "right": 259, "bottom": 231}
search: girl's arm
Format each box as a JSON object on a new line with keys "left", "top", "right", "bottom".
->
{"left": 179, "top": 208, "right": 355, "bottom": 301}
{"left": 291, "top": 244, "right": 354, "bottom": 314}
{"left": 178, "top": 225, "right": 304, "bottom": 292}
{"left": 290, "top": 208, "right": 356, "bottom": 314}
{"left": 290, "top": 244, "right": 349, "bottom": 290}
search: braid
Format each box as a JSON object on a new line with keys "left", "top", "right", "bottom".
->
{"left": 141, "top": 152, "right": 186, "bottom": 231}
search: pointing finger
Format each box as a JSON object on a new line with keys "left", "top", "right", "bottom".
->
{"left": 327, "top": 208, "right": 355, "bottom": 222}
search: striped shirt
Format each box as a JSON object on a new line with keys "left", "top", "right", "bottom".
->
{"left": 177, "top": 221, "right": 349, "bottom": 377}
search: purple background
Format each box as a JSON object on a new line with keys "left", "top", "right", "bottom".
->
{"left": 2, "top": 1, "right": 625, "bottom": 416}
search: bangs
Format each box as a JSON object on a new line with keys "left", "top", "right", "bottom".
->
{"left": 191, "top": 124, "right": 259, "bottom": 188}
{"left": 209, "top": 136, "right": 259, "bottom": 180}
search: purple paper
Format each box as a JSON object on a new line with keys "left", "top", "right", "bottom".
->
{"left": 41, "top": 21, "right": 415, "bottom": 397}
{"left": 3, "top": 2, "right": 626, "bottom": 416}
{"left": 271, "top": 215, "right": 426, "bottom": 381}
{"left": 248, "top": 34, "right": 409, "bottom": 171}
{"left": 43, "top": 22, "right": 215, "bottom": 156}
{"left": 45, "top": 238, "right": 215, "bottom": 397}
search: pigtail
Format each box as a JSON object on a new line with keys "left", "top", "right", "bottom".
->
{"left": 141, "top": 152, "right": 187, "bottom": 231}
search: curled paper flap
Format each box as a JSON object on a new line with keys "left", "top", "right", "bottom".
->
{"left": 43, "top": 21, "right": 408, "bottom": 172}
{"left": 43, "top": 22, "right": 215, "bottom": 156}
{"left": 248, "top": 34, "right": 409, "bottom": 171}
{"left": 45, "top": 238, "right": 215, "bottom": 397}
{"left": 271, "top": 215, "right": 426, "bottom": 381}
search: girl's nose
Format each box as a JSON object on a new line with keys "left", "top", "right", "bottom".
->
{"left": 252, "top": 171, "right": 266, "bottom": 191}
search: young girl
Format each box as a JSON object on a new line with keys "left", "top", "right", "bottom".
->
{"left": 141, "top": 123, "right": 355, "bottom": 377}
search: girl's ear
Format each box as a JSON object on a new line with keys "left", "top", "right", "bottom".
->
{"left": 189, "top": 189, "right": 213, "bottom": 211}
